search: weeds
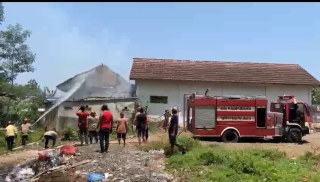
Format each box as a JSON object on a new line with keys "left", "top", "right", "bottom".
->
{"left": 62, "top": 124, "right": 78, "bottom": 141}
{"left": 161, "top": 136, "right": 320, "bottom": 182}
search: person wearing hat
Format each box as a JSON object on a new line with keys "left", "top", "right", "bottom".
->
{"left": 88, "top": 110, "right": 99, "bottom": 144}
{"left": 5, "top": 121, "right": 18, "bottom": 151}
{"left": 116, "top": 111, "right": 128, "bottom": 146}
{"left": 20, "top": 118, "right": 32, "bottom": 146}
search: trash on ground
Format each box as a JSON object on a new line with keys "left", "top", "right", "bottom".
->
{"left": 87, "top": 173, "right": 105, "bottom": 182}
{"left": 60, "top": 145, "right": 76, "bottom": 155}
{"left": 5, "top": 166, "right": 35, "bottom": 182}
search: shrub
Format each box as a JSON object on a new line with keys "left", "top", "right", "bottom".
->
{"left": 165, "top": 136, "right": 319, "bottom": 182}
{"left": 62, "top": 124, "right": 77, "bottom": 141}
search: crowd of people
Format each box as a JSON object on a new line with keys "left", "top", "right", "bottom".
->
{"left": 4, "top": 104, "right": 181, "bottom": 156}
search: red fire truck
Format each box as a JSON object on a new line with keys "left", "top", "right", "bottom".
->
{"left": 184, "top": 93, "right": 313, "bottom": 143}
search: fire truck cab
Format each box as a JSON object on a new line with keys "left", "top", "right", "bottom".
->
{"left": 184, "top": 93, "right": 312, "bottom": 143}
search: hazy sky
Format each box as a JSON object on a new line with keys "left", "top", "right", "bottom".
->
{"left": 2, "top": 2, "right": 320, "bottom": 89}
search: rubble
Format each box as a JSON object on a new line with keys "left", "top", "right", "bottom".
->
{"left": 1, "top": 143, "right": 174, "bottom": 182}
{"left": 5, "top": 166, "right": 35, "bottom": 182}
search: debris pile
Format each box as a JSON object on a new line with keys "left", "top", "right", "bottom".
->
{"left": 67, "top": 145, "right": 174, "bottom": 182}
{"left": 3, "top": 144, "right": 175, "bottom": 182}
{"left": 5, "top": 166, "right": 35, "bottom": 182}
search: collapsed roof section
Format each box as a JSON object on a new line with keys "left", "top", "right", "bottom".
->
{"left": 56, "top": 64, "right": 136, "bottom": 100}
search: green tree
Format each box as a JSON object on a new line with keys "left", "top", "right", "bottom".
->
{"left": 0, "top": 24, "right": 36, "bottom": 125}
{"left": 0, "top": 24, "right": 36, "bottom": 83}
{"left": 311, "top": 87, "right": 320, "bottom": 105}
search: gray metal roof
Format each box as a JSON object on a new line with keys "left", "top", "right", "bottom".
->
{"left": 56, "top": 64, "right": 135, "bottom": 100}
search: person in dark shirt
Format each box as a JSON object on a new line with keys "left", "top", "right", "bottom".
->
{"left": 135, "top": 108, "right": 147, "bottom": 145}
{"left": 168, "top": 107, "right": 179, "bottom": 155}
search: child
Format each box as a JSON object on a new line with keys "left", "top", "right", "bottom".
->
{"left": 5, "top": 121, "right": 18, "bottom": 151}
{"left": 116, "top": 111, "right": 128, "bottom": 146}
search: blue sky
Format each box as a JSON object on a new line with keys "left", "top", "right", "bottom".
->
{"left": 2, "top": 2, "right": 320, "bottom": 90}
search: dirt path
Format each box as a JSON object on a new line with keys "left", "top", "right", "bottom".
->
{"left": 202, "top": 132, "right": 320, "bottom": 158}
{"left": 0, "top": 132, "right": 165, "bottom": 168}
{"left": 2, "top": 131, "right": 320, "bottom": 167}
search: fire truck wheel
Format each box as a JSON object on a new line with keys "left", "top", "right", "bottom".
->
{"left": 287, "top": 128, "right": 302, "bottom": 143}
{"left": 222, "top": 130, "right": 239, "bottom": 143}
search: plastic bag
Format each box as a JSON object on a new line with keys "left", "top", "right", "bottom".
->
{"left": 87, "top": 173, "right": 105, "bottom": 182}
{"left": 60, "top": 144, "right": 76, "bottom": 155}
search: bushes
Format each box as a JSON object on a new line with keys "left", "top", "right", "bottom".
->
{"left": 165, "top": 137, "right": 320, "bottom": 182}
{"left": 62, "top": 124, "right": 78, "bottom": 141}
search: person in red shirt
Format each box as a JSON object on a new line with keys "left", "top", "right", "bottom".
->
{"left": 97, "top": 104, "right": 113, "bottom": 153}
{"left": 76, "top": 106, "right": 89, "bottom": 145}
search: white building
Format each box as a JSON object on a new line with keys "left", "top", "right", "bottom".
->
{"left": 130, "top": 58, "right": 320, "bottom": 125}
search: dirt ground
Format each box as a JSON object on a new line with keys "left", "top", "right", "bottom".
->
{"left": 2, "top": 131, "right": 320, "bottom": 181}
{"left": 2, "top": 131, "right": 320, "bottom": 167}
{"left": 0, "top": 132, "right": 164, "bottom": 167}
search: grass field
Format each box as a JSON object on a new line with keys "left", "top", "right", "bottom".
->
{"left": 140, "top": 134, "right": 320, "bottom": 182}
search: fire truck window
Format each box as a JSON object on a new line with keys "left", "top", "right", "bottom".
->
{"left": 257, "top": 107, "right": 267, "bottom": 127}
{"left": 275, "top": 104, "right": 280, "bottom": 109}
{"left": 297, "top": 104, "right": 304, "bottom": 114}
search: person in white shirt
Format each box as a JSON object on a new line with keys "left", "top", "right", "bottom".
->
{"left": 20, "top": 118, "right": 32, "bottom": 146}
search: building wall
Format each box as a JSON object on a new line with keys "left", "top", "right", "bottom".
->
{"left": 45, "top": 99, "right": 136, "bottom": 132}
{"left": 136, "top": 79, "right": 312, "bottom": 125}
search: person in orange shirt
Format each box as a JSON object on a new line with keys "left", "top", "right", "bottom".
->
{"left": 76, "top": 106, "right": 89, "bottom": 146}
{"left": 116, "top": 111, "right": 128, "bottom": 146}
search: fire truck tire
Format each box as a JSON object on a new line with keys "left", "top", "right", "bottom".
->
{"left": 222, "top": 130, "right": 239, "bottom": 143}
{"left": 286, "top": 128, "right": 302, "bottom": 143}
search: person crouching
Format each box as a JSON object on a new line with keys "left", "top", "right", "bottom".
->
{"left": 42, "top": 128, "right": 58, "bottom": 149}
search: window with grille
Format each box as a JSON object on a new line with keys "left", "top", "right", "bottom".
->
{"left": 150, "top": 96, "right": 168, "bottom": 104}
